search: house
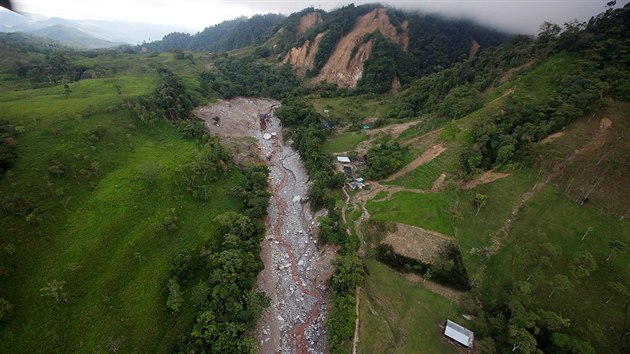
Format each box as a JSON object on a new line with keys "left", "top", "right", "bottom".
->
{"left": 362, "top": 124, "right": 370, "bottom": 130}
{"left": 444, "top": 320, "right": 474, "bottom": 349}
{"left": 337, "top": 156, "right": 351, "bottom": 164}
{"left": 343, "top": 166, "right": 353, "bottom": 177}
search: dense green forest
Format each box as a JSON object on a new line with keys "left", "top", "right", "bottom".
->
{"left": 139, "top": 3, "right": 508, "bottom": 94}
{"left": 201, "top": 54, "right": 303, "bottom": 99}
{"left": 357, "top": 8, "right": 507, "bottom": 93}
{"left": 265, "top": 3, "right": 508, "bottom": 91}
{"left": 140, "top": 14, "right": 284, "bottom": 53}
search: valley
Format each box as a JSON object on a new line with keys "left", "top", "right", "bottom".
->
{"left": 1, "top": 2, "right": 629, "bottom": 354}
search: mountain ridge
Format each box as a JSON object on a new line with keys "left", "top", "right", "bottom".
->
{"left": 28, "top": 24, "right": 120, "bottom": 49}
{"left": 0, "top": 9, "right": 192, "bottom": 44}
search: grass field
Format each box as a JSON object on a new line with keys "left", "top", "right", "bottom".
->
{"left": 0, "top": 53, "right": 242, "bottom": 352}
{"left": 368, "top": 170, "right": 539, "bottom": 278}
{"left": 358, "top": 260, "right": 460, "bottom": 354}
{"left": 484, "top": 184, "right": 630, "bottom": 352}
{"left": 324, "top": 131, "right": 368, "bottom": 154}
{"left": 310, "top": 95, "right": 393, "bottom": 123}
{"left": 385, "top": 142, "right": 462, "bottom": 191}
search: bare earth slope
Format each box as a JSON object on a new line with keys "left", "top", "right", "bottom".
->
{"left": 283, "top": 33, "right": 325, "bottom": 77}
{"left": 297, "top": 12, "right": 323, "bottom": 36}
{"left": 313, "top": 7, "right": 408, "bottom": 88}
{"left": 284, "top": 7, "right": 408, "bottom": 88}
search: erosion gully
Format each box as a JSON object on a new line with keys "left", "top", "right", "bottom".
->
{"left": 255, "top": 104, "right": 332, "bottom": 353}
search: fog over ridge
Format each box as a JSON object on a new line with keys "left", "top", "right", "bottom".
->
{"left": 10, "top": 0, "right": 629, "bottom": 35}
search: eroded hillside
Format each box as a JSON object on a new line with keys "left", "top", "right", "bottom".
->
{"left": 284, "top": 8, "right": 408, "bottom": 88}
{"left": 314, "top": 8, "right": 408, "bottom": 88}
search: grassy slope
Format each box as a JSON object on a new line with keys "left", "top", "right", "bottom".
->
{"left": 360, "top": 52, "right": 630, "bottom": 352}
{"left": 484, "top": 185, "right": 630, "bottom": 351}
{"left": 528, "top": 100, "right": 630, "bottom": 217}
{"left": 368, "top": 170, "right": 538, "bottom": 277}
{"left": 324, "top": 131, "right": 368, "bottom": 154}
{"left": 359, "top": 260, "right": 459, "bottom": 354}
{"left": 310, "top": 96, "right": 387, "bottom": 123}
{"left": 0, "top": 53, "right": 240, "bottom": 352}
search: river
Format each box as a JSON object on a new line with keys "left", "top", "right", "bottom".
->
{"left": 194, "top": 98, "right": 333, "bottom": 353}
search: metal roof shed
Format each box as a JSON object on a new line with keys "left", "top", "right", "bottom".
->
{"left": 444, "top": 320, "right": 474, "bottom": 348}
{"left": 337, "top": 156, "right": 350, "bottom": 164}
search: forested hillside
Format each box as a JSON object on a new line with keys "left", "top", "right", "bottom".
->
{"left": 142, "top": 4, "right": 507, "bottom": 93}
{"left": 273, "top": 4, "right": 508, "bottom": 92}
{"left": 140, "top": 14, "right": 284, "bottom": 53}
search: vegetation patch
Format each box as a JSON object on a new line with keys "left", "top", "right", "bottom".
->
{"left": 323, "top": 131, "right": 367, "bottom": 154}
{"left": 358, "top": 260, "right": 461, "bottom": 354}
{"left": 368, "top": 191, "right": 456, "bottom": 236}
{"left": 481, "top": 185, "right": 630, "bottom": 353}
{"left": 528, "top": 101, "right": 630, "bottom": 217}
{"left": 385, "top": 142, "right": 462, "bottom": 190}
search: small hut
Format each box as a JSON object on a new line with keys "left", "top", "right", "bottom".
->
{"left": 336, "top": 156, "right": 350, "bottom": 164}
{"left": 444, "top": 320, "right": 474, "bottom": 349}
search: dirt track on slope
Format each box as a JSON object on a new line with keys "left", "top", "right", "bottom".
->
{"left": 461, "top": 170, "right": 511, "bottom": 190}
{"left": 383, "top": 143, "right": 446, "bottom": 182}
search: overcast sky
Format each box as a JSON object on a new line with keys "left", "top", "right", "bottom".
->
{"left": 12, "top": 0, "right": 626, "bottom": 34}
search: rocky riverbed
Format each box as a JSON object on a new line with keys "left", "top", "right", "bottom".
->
{"left": 256, "top": 105, "right": 335, "bottom": 354}
{"left": 195, "top": 98, "right": 334, "bottom": 353}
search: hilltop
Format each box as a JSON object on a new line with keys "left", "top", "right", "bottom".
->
{"left": 0, "top": 9, "right": 191, "bottom": 45}
{"left": 142, "top": 4, "right": 507, "bottom": 93}
{"left": 28, "top": 24, "right": 120, "bottom": 49}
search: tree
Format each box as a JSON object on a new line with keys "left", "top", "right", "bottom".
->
{"left": 167, "top": 277, "right": 184, "bottom": 313}
{"left": 40, "top": 279, "right": 69, "bottom": 303}
{"left": 569, "top": 251, "right": 598, "bottom": 280}
{"left": 537, "top": 309, "right": 571, "bottom": 331}
{"left": 474, "top": 193, "right": 488, "bottom": 216}
{"left": 606, "top": 240, "right": 627, "bottom": 261}
{"left": 509, "top": 325, "right": 538, "bottom": 352}
{"left": 0, "top": 298, "right": 13, "bottom": 322}
{"left": 548, "top": 274, "right": 573, "bottom": 298}
{"left": 63, "top": 83, "right": 71, "bottom": 98}
{"left": 190, "top": 280, "right": 210, "bottom": 308}
{"left": 606, "top": 281, "right": 629, "bottom": 304}
{"left": 551, "top": 333, "right": 595, "bottom": 354}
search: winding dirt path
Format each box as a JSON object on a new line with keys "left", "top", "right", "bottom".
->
{"left": 365, "top": 120, "right": 419, "bottom": 139}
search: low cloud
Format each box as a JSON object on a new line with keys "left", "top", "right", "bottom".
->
{"left": 13, "top": 0, "right": 625, "bottom": 34}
